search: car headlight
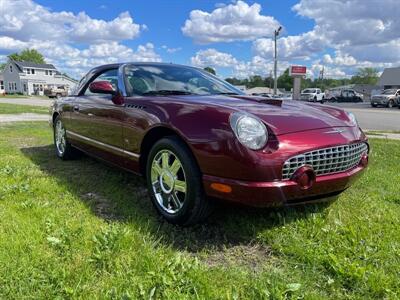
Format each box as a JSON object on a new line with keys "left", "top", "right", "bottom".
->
{"left": 346, "top": 111, "right": 358, "bottom": 126}
{"left": 230, "top": 112, "right": 268, "bottom": 150}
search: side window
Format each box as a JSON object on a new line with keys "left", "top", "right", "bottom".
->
{"left": 84, "top": 69, "right": 118, "bottom": 96}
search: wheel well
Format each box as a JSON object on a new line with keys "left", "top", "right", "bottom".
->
{"left": 139, "top": 126, "right": 191, "bottom": 176}
{"left": 52, "top": 112, "right": 59, "bottom": 125}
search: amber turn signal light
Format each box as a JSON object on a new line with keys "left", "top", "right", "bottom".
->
{"left": 211, "top": 183, "right": 232, "bottom": 193}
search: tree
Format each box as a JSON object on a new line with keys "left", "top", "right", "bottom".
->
{"left": 8, "top": 49, "right": 46, "bottom": 64}
{"left": 203, "top": 67, "right": 216, "bottom": 75}
{"left": 350, "top": 67, "right": 379, "bottom": 85}
{"left": 0, "top": 63, "right": 5, "bottom": 71}
{"left": 277, "top": 69, "right": 293, "bottom": 91}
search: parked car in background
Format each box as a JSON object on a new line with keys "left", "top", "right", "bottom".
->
{"left": 326, "top": 89, "right": 363, "bottom": 103}
{"left": 370, "top": 89, "right": 400, "bottom": 108}
{"left": 396, "top": 93, "right": 400, "bottom": 109}
{"left": 44, "top": 85, "right": 68, "bottom": 98}
{"left": 300, "top": 88, "right": 325, "bottom": 103}
{"left": 281, "top": 93, "right": 293, "bottom": 100}
{"left": 51, "top": 62, "right": 369, "bottom": 225}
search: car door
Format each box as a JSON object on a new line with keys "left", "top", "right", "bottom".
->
{"left": 69, "top": 68, "right": 126, "bottom": 166}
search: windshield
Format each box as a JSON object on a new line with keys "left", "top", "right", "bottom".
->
{"left": 382, "top": 89, "right": 396, "bottom": 95}
{"left": 124, "top": 64, "right": 244, "bottom": 96}
{"left": 302, "top": 89, "right": 315, "bottom": 93}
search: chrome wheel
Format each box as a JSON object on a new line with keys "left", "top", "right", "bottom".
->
{"left": 55, "top": 120, "right": 66, "bottom": 155}
{"left": 151, "top": 149, "right": 187, "bottom": 214}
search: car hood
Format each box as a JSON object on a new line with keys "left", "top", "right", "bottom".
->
{"left": 166, "top": 95, "right": 355, "bottom": 135}
{"left": 373, "top": 94, "right": 393, "bottom": 98}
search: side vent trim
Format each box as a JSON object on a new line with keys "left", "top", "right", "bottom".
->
{"left": 125, "top": 104, "right": 146, "bottom": 110}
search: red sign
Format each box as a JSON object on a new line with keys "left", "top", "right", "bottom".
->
{"left": 289, "top": 65, "right": 307, "bottom": 76}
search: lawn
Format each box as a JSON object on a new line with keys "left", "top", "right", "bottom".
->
{"left": 0, "top": 122, "right": 399, "bottom": 299}
{"left": 0, "top": 103, "right": 49, "bottom": 114}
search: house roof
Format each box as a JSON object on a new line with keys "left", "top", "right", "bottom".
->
{"left": 379, "top": 67, "right": 400, "bottom": 86}
{"left": 13, "top": 61, "right": 57, "bottom": 70}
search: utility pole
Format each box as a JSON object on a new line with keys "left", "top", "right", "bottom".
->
{"left": 269, "top": 70, "right": 272, "bottom": 89}
{"left": 274, "top": 26, "right": 282, "bottom": 96}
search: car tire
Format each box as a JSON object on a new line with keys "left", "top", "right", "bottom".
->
{"left": 387, "top": 100, "right": 394, "bottom": 108}
{"left": 146, "top": 136, "right": 213, "bottom": 226}
{"left": 53, "top": 116, "right": 77, "bottom": 160}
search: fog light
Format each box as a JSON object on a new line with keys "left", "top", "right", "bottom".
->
{"left": 291, "top": 165, "right": 316, "bottom": 190}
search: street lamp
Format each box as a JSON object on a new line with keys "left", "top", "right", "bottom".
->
{"left": 274, "top": 26, "right": 282, "bottom": 96}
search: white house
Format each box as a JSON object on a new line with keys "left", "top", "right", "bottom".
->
{"left": 2, "top": 60, "right": 77, "bottom": 95}
{"left": 0, "top": 72, "right": 4, "bottom": 94}
{"left": 379, "top": 67, "right": 400, "bottom": 89}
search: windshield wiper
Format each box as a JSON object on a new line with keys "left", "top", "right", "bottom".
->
{"left": 142, "top": 90, "right": 195, "bottom": 96}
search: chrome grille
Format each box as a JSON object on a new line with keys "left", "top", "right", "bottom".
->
{"left": 282, "top": 142, "right": 368, "bottom": 180}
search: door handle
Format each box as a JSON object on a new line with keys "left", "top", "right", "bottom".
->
{"left": 73, "top": 105, "right": 79, "bottom": 112}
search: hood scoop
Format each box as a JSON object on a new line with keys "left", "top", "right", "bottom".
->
{"left": 231, "top": 95, "right": 283, "bottom": 107}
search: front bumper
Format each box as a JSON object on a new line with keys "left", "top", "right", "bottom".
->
{"left": 371, "top": 98, "right": 388, "bottom": 105}
{"left": 203, "top": 164, "right": 367, "bottom": 207}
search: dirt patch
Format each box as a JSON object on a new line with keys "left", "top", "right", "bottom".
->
{"left": 197, "top": 243, "right": 272, "bottom": 272}
{"left": 81, "top": 192, "right": 120, "bottom": 221}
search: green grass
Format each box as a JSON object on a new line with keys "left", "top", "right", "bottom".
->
{"left": 0, "top": 103, "right": 49, "bottom": 114}
{"left": 0, "top": 122, "right": 399, "bottom": 299}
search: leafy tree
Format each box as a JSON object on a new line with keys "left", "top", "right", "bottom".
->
{"left": 8, "top": 49, "right": 46, "bottom": 64}
{"left": 203, "top": 67, "right": 216, "bottom": 75}
{"left": 350, "top": 67, "right": 379, "bottom": 85}
{"left": 277, "top": 69, "right": 293, "bottom": 91}
{"left": 248, "top": 75, "right": 265, "bottom": 88}
{"left": 0, "top": 63, "right": 5, "bottom": 71}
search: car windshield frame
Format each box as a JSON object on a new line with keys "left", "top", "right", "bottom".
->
{"left": 123, "top": 64, "right": 244, "bottom": 97}
{"left": 302, "top": 89, "right": 315, "bottom": 93}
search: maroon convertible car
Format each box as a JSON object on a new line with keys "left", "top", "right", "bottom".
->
{"left": 51, "top": 63, "right": 369, "bottom": 225}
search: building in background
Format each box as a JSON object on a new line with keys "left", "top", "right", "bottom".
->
{"left": 379, "top": 67, "right": 400, "bottom": 89}
{"left": 245, "top": 87, "right": 274, "bottom": 95}
{"left": 233, "top": 85, "right": 247, "bottom": 92}
{"left": 2, "top": 59, "right": 77, "bottom": 95}
{"left": 0, "top": 72, "right": 4, "bottom": 94}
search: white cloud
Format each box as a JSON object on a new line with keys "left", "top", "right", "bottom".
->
{"left": 292, "top": 0, "right": 400, "bottom": 75}
{"left": 293, "top": 0, "right": 400, "bottom": 47}
{"left": 0, "top": 0, "right": 161, "bottom": 78}
{"left": 0, "top": 0, "right": 143, "bottom": 44}
{"left": 190, "top": 49, "right": 287, "bottom": 79}
{"left": 161, "top": 45, "right": 182, "bottom": 53}
{"left": 253, "top": 30, "right": 326, "bottom": 61}
{"left": 191, "top": 48, "right": 238, "bottom": 68}
{"left": 182, "top": 0, "right": 281, "bottom": 44}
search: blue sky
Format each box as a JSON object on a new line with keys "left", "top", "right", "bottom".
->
{"left": 1, "top": 0, "right": 399, "bottom": 79}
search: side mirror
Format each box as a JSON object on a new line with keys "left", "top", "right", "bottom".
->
{"left": 89, "top": 81, "right": 116, "bottom": 95}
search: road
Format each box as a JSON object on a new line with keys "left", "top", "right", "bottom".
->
{"left": 0, "top": 97, "right": 53, "bottom": 107}
{"left": 327, "top": 102, "right": 400, "bottom": 131}
{"left": 0, "top": 113, "right": 49, "bottom": 123}
{"left": 1, "top": 97, "right": 399, "bottom": 131}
